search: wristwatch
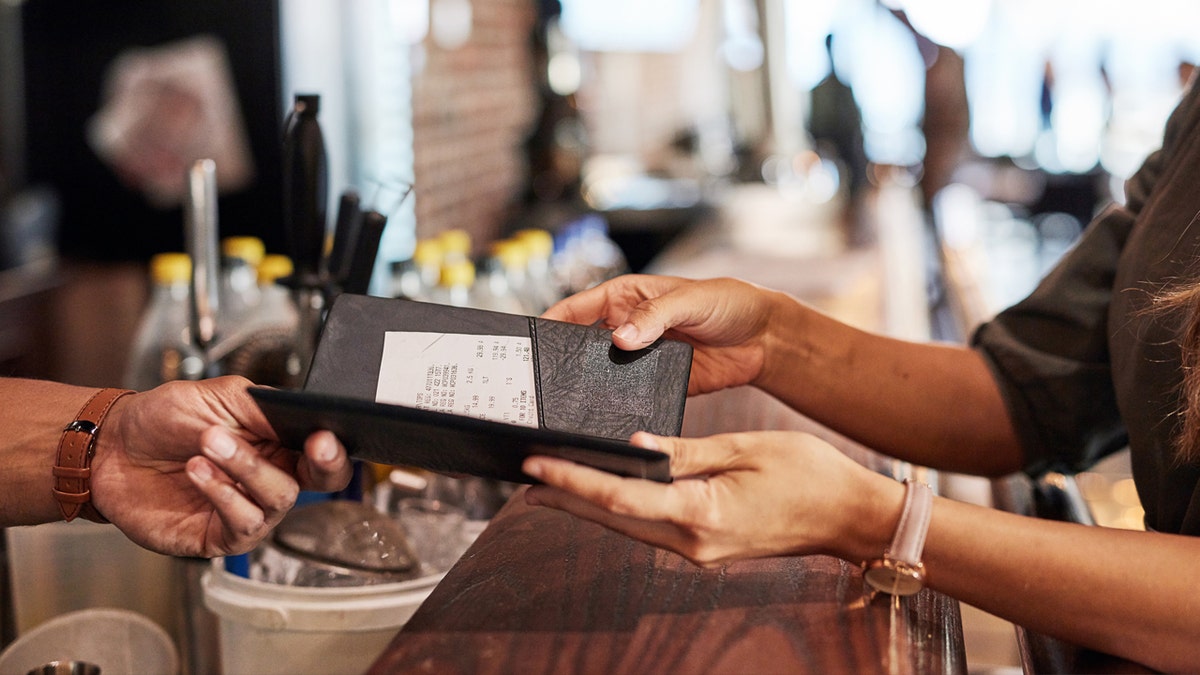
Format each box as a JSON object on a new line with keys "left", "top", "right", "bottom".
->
{"left": 52, "top": 387, "right": 134, "bottom": 522}
{"left": 863, "top": 478, "right": 933, "bottom": 596}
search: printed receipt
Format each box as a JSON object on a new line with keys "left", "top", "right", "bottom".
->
{"left": 375, "top": 332, "right": 538, "bottom": 428}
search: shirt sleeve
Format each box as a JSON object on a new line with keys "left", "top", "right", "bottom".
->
{"left": 970, "top": 211, "right": 1131, "bottom": 475}
{"left": 969, "top": 79, "right": 1195, "bottom": 475}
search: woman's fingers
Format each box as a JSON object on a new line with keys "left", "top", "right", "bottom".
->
{"left": 522, "top": 456, "right": 711, "bottom": 557}
{"left": 542, "top": 275, "right": 686, "bottom": 331}
{"left": 542, "top": 282, "right": 620, "bottom": 324}
{"left": 525, "top": 456, "right": 678, "bottom": 519}
{"left": 629, "top": 431, "right": 741, "bottom": 478}
{"left": 521, "top": 430, "right": 867, "bottom": 566}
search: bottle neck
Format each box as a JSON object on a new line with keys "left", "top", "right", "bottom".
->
{"left": 161, "top": 281, "right": 191, "bottom": 301}
{"left": 446, "top": 284, "right": 472, "bottom": 307}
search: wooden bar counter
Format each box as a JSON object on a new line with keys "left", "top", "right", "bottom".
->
{"left": 367, "top": 491, "right": 965, "bottom": 675}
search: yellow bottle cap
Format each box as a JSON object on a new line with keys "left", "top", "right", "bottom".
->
{"left": 412, "top": 238, "right": 445, "bottom": 267}
{"left": 221, "top": 236, "right": 266, "bottom": 266}
{"left": 257, "top": 254, "right": 294, "bottom": 284}
{"left": 149, "top": 252, "right": 192, "bottom": 285}
{"left": 440, "top": 259, "right": 476, "bottom": 288}
{"left": 490, "top": 239, "right": 528, "bottom": 269}
{"left": 439, "top": 229, "right": 472, "bottom": 258}
{"left": 514, "top": 228, "right": 553, "bottom": 259}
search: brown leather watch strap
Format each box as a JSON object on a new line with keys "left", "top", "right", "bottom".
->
{"left": 53, "top": 387, "right": 134, "bottom": 522}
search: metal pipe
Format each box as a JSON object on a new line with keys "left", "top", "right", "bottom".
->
{"left": 184, "top": 159, "right": 220, "bottom": 357}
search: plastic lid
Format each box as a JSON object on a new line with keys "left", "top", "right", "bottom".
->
{"left": 514, "top": 228, "right": 553, "bottom": 259}
{"left": 200, "top": 565, "right": 438, "bottom": 632}
{"left": 438, "top": 229, "right": 472, "bottom": 258}
{"left": 0, "top": 608, "right": 178, "bottom": 675}
{"left": 257, "top": 254, "right": 294, "bottom": 284}
{"left": 222, "top": 236, "right": 266, "bottom": 266}
{"left": 490, "top": 239, "right": 528, "bottom": 270}
{"left": 271, "top": 501, "right": 417, "bottom": 575}
{"left": 412, "top": 239, "right": 444, "bottom": 267}
{"left": 149, "top": 253, "right": 192, "bottom": 285}
{"left": 439, "top": 259, "right": 476, "bottom": 288}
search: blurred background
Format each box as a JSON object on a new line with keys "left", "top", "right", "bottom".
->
{"left": 2, "top": 0, "right": 1197, "bottom": 382}
{"left": 1, "top": 0, "right": 1195, "bottom": 385}
{"left": 0, "top": 0, "right": 1196, "bottom": 672}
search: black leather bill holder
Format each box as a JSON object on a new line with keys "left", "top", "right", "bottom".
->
{"left": 250, "top": 294, "right": 692, "bottom": 483}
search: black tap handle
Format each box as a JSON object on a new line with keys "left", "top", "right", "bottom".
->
{"left": 341, "top": 210, "right": 387, "bottom": 295}
{"left": 281, "top": 94, "right": 329, "bottom": 285}
{"left": 327, "top": 189, "right": 362, "bottom": 283}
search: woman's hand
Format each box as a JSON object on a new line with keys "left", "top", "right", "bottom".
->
{"left": 542, "top": 275, "right": 787, "bottom": 395}
{"left": 91, "top": 376, "right": 352, "bottom": 557}
{"left": 522, "top": 430, "right": 902, "bottom": 567}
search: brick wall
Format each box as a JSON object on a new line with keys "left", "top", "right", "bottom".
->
{"left": 412, "top": 0, "right": 538, "bottom": 255}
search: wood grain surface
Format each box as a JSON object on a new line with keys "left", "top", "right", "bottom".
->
{"left": 367, "top": 494, "right": 965, "bottom": 675}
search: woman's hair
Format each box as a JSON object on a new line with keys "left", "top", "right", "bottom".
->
{"left": 1154, "top": 281, "right": 1200, "bottom": 463}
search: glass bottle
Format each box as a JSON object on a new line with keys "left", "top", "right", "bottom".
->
{"left": 429, "top": 258, "right": 477, "bottom": 308}
{"left": 219, "top": 235, "right": 266, "bottom": 342}
{"left": 438, "top": 229, "right": 472, "bottom": 265}
{"left": 391, "top": 238, "right": 444, "bottom": 302}
{"left": 125, "top": 252, "right": 206, "bottom": 391}
{"left": 475, "top": 239, "right": 534, "bottom": 315}
{"left": 254, "top": 253, "right": 301, "bottom": 336}
{"left": 513, "top": 228, "right": 561, "bottom": 313}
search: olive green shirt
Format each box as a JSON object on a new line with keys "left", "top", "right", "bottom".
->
{"left": 973, "top": 76, "right": 1200, "bottom": 535}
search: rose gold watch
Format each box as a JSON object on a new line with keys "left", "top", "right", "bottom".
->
{"left": 863, "top": 479, "right": 933, "bottom": 596}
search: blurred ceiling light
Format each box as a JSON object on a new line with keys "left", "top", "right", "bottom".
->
{"left": 547, "top": 53, "right": 582, "bottom": 96}
{"left": 838, "top": 4, "right": 925, "bottom": 166}
{"left": 722, "top": 0, "right": 763, "bottom": 72}
{"left": 1043, "top": 32, "right": 1106, "bottom": 173}
{"left": 389, "top": 0, "right": 430, "bottom": 44}
{"left": 560, "top": 0, "right": 699, "bottom": 53}
{"left": 722, "top": 35, "right": 764, "bottom": 72}
{"left": 963, "top": 10, "right": 1045, "bottom": 159}
{"left": 895, "top": 0, "right": 991, "bottom": 50}
{"left": 431, "top": 0, "right": 472, "bottom": 50}
{"left": 783, "top": 0, "right": 838, "bottom": 90}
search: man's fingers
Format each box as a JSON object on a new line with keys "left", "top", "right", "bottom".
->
{"left": 198, "top": 426, "right": 298, "bottom": 528}
{"left": 299, "top": 430, "right": 353, "bottom": 492}
{"left": 185, "top": 455, "right": 270, "bottom": 554}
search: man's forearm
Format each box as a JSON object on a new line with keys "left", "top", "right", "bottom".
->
{"left": 0, "top": 378, "right": 102, "bottom": 525}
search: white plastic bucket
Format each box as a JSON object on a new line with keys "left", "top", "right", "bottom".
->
{"left": 0, "top": 608, "right": 177, "bottom": 675}
{"left": 200, "top": 562, "right": 439, "bottom": 675}
{"left": 5, "top": 522, "right": 178, "bottom": 640}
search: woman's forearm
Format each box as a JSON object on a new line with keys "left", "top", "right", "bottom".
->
{"left": 920, "top": 498, "right": 1199, "bottom": 671}
{"left": 754, "top": 291, "right": 1025, "bottom": 476}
